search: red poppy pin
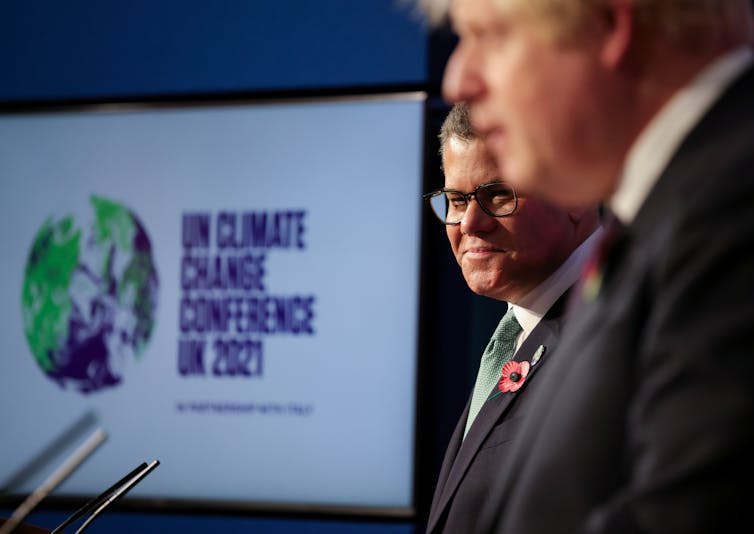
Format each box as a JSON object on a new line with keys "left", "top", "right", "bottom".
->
{"left": 498, "top": 360, "right": 530, "bottom": 393}
{"left": 487, "top": 360, "right": 532, "bottom": 401}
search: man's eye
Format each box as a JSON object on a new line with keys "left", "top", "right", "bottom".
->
{"left": 472, "top": 26, "right": 508, "bottom": 49}
{"left": 446, "top": 194, "right": 467, "bottom": 208}
{"left": 489, "top": 192, "right": 513, "bottom": 205}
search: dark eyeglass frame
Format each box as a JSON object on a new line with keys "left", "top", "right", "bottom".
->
{"left": 422, "top": 182, "right": 518, "bottom": 225}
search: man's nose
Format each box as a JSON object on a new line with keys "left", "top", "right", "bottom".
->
{"left": 442, "top": 41, "right": 484, "bottom": 104}
{"left": 460, "top": 198, "right": 495, "bottom": 235}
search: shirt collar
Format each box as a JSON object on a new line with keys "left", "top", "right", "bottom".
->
{"left": 610, "top": 46, "right": 753, "bottom": 224}
{"left": 511, "top": 227, "right": 603, "bottom": 342}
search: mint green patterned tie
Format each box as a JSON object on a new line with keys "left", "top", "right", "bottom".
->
{"left": 464, "top": 308, "right": 522, "bottom": 438}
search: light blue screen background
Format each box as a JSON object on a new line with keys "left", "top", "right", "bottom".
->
{"left": 0, "top": 95, "right": 424, "bottom": 511}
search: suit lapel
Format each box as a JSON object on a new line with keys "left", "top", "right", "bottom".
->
{"left": 426, "top": 314, "right": 562, "bottom": 533}
{"left": 427, "top": 397, "right": 470, "bottom": 530}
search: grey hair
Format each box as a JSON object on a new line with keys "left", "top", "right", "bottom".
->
{"left": 438, "top": 103, "right": 478, "bottom": 159}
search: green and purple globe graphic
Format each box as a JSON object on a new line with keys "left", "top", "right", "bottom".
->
{"left": 21, "top": 196, "right": 158, "bottom": 394}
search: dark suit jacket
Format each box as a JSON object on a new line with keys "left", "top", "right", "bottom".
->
{"left": 481, "top": 63, "right": 754, "bottom": 534}
{"left": 426, "top": 295, "right": 570, "bottom": 534}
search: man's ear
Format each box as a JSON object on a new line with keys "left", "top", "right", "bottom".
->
{"left": 599, "top": 0, "right": 635, "bottom": 69}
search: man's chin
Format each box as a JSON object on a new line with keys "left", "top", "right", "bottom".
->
{"left": 465, "top": 277, "right": 508, "bottom": 301}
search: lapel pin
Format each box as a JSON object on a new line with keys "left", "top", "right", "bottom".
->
{"left": 531, "top": 345, "right": 546, "bottom": 366}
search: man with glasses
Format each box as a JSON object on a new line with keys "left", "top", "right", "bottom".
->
{"left": 424, "top": 103, "right": 600, "bottom": 534}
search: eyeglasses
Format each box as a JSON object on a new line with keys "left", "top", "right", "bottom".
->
{"left": 422, "top": 182, "right": 518, "bottom": 225}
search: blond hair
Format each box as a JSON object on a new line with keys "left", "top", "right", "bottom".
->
{"left": 419, "top": 0, "right": 754, "bottom": 48}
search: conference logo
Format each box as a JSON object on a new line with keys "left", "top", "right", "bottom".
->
{"left": 21, "top": 196, "right": 159, "bottom": 394}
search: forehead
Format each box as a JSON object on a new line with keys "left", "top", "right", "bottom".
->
{"left": 442, "top": 137, "right": 499, "bottom": 187}
{"left": 450, "top": 0, "right": 521, "bottom": 26}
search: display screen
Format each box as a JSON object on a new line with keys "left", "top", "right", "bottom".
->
{"left": 0, "top": 94, "right": 424, "bottom": 514}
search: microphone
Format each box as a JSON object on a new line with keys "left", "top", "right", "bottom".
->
{"left": 0, "top": 428, "right": 107, "bottom": 534}
{"left": 49, "top": 462, "right": 148, "bottom": 534}
{"left": 72, "top": 460, "right": 159, "bottom": 534}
